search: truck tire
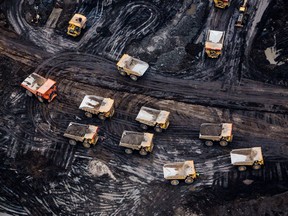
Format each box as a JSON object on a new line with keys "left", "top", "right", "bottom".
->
{"left": 139, "top": 148, "right": 147, "bottom": 156}
{"left": 69, "top": 139, "right": 77, "bottom": 145}
{"left": 83, "top": 141, "right": 91, "bottom": 148}
{"left": 238, "top": 166, "right": 247, "bottom": 172}
{"left": 130, "top": 75, "right": 138, "bottom": 81}
{"left": 154, "top": 126, "right": 162, "bottom": 133}
{"left": 85, "top": 112, "right": 93, "bottom": 118}
{"left": 26, "top": 90, "right": 33, "bottom": 97}
{"left": 205, "top": 140, "right": 213, "bottom": 147}
{"left": 98, "top": 113, "right": 106, "bottom": 120}
{"left": 170, "top": 180, "right": 179, "bottom": 186}
{"left": 125, "top": 148, "right": 133, "bottom": 154}
{"left": 252, "top": 164, "right": 261, "bottom": 170}
{"left": 219, "top": 140, "right": 228, "bottom": 147}
{"left": 185, "top": 177, "right": 194, "bottom": 184}
{"left": 140, "top": 124, "right": 148, "bottom": 130}
{"left": 119, "top": 70, "right": 126, "bottom": 76}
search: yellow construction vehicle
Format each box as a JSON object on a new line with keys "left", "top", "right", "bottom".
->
{"left": 214, "top": 0, "right": 230, "bottom": 9}
{"left": 205, "top": 30, "right": 225, "bottom": 58}
{"left": 67, "top": 14, "right": 87, "bottom": 37}
{"left": 235, "top": 0, "right": 248, "bottom": 28}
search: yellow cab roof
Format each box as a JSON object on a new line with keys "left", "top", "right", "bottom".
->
{"left": 69, "top": 14, "right": 87, "bottom": 26}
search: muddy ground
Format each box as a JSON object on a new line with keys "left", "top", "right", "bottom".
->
{"left": 0, "top": 0, "right": 288, "bottom": 215}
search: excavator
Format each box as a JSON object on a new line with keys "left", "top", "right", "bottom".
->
{"left": 235, "top": 0, "right": 248, "bottom": 28}
{"left": 214, "top": 0, "right": 230, "bottom": 9}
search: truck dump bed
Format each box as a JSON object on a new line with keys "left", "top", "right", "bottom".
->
{"left": 21, "top": 73, "right": 47, "bottom": 93}
{"left": 163, "top": 161, "right": 196, "bottom": 180}
{"left": 230, "top": 147, "right": 263, "bottom": 166}
{"left": 205, "top": 30, "right": 225, "bottom": 50}
{"left": 136, "top": 106, "right": 170, "bottom": 126}
{"left": 199, "top": 123, "right": 232, "bottom": 138}
{"left": 79, "top": 95, "right": 114, "bottom": 114}
{"left": 119, "top": 131, "right": 153, "bottom": 150}
{"left": 117, "top": 54, "right": 149, "bottom": 76}
{"left": 64, "top": 122, "right": 98, "bottom": 141}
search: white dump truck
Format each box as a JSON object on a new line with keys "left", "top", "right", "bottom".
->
{"left": 119, "top": 130, "right": 154, "bottom": 155}
{"left": 135, "top": 106, "right": 170, "bottom": 133}
{"left": 163, "top": 160, "right": 198, "bottom": 185}
{"left": 116, "top": 54, "right": 149, "bottom": 81}
{"left": 199, "top": 123, "right": 233, "bottom": 147}
{"left": 205, "top": 30, "right": 225, "bottom": 58}
{"left": 230, "top": 147, "right": 264, "bottom": 171}
{"left": 63, "top": 122, "right": 99, "bottom": 148}
{"left": 79, "top": 95, "right": 115, "bottom": 120}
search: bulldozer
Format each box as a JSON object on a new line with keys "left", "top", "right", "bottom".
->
{"left": 135, "top": 106, "right": 170, "bottom": 133}
{"left": 21, "top": 73, "right": 57, "bottom": 103}
{"left": 199, "top": 123, "right": 233, "bottom": 147}
{"left": 205, "top": 30, "right": 225, "bottom": 58}
{"left": 235, "top": 0, "right": 249, "bottom": 28}
{"left": 214, "top": 0, "right": 230, "bottom": 9}
{"left": 79, "top": 95, "right": 115, "bottom": 120}
{"left": 230, "top": 147, "right": 264, "bottom": 171}
{"left": 163, "top": 160, "right": 199, "bottom": 185}
{"left": 116, "top": 54, "right": 149, "bottom": 81}
{"left": 67, "top": 14, "right": 87, "bottom": 37}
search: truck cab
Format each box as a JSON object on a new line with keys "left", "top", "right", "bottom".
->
{"left": 67, "top": 14, "right": 87, "bottom": 37}
{"left": 214, "top": 0, "right": 230, "bottom": 9}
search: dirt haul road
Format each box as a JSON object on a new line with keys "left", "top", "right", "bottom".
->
{"left": 0, "top": 0, "right": 288, "bottom": 215}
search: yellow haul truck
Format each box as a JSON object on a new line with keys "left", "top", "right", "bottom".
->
{"left": 205, "top": 30, "right": 225, "bottom": 58}
{"left": 235, "top": 0, "right": 249, "bottom": 28}
{"left": 67, "top": 14, "right": 87, "bottom": 37}
{"left": 136, "top": 106, "right": 170, "bottom": 133}
{"left": 214, "top": 0, "right": 230, "bottom": 9}
{"left": 163, "top": 160, "right": 198, "bottom": 185}
{"left": 119, "top": 131, "right": 154, "bottom": 155}
{"left": 79, "top": 95, "right": 115, "bottom": 120}
{"left": 230, "top": 147, "right": 264, "bottom": 171}
{"left": 116, "top": 54, "right": 149, "bottom": 81}
{"left": 199, "top": 123, "right": 233, "bottom": 147}
{"left": 64, "top": 122, "right": 99, "bottom": 148}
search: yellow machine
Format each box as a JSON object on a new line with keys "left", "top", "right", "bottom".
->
{"left": 67, "top": 14, "right": 87, "bottom": 37}
{"left": 235, "top": 0, "right": 248, "bottom": 28}
{"left": 205, "top": 30, "right": 225, "bottom": 58}
{"left": 214, "top": 0, "right": 230, "bottom": 9}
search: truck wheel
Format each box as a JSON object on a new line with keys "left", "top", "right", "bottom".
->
{"left": 37, "top": 96, "right": 44, "bottom": 103}
{"left": 170, "top": 180, "right": 179, "bottom": 186}
{"left": 119, "top": 70, "right": 126, "bottom": 76}
{"left": 98, "top": 113, "right": 106, "bottom": 120}
{"left": 69, "top": 139, "right": 77, "bottom": 145}
{"left": 140, "top": 124, "right": 148, "bottom": 130}
{"left": 85, "top": 112, "right": 93, "bottom": 118}
{"left": 125, "top": 148, "right": 133, "bottom": 154}
{"left": 185, "top": 177, "right": 194, "bottom": 184}
{"left": 139, "top": 149, "right": 147, "bottom": 156}
{"left": 130, "top": 75, "right": 138, "bottom": 81}
{"left": 205, "top": 140, "right": 213, "bottom": 147}
{"left": 154, "top": 126, "right": 162, "bottom": 133}
{"left": 219, "top": 140, "right": 228, "bottom": 147}
{"left": 252, "top": 164, "right": 261, "bottom": 170}
{"left": 238, "top": 166, "right": 247, "bottom": 172}
{"left": 26, "top": 90, "right": 33, "bottom": 97}
{"left": 83, "top": 141, "right": 91, "bottom": 148}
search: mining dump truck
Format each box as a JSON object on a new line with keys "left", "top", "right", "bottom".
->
{"left": 67, "top": 14, "right": 87, "bottom": 37}
{"left": 21, "top": 73, "right": 57, "bottom": 103}
{"left": 136, "top": 106, "right": 170, "bottom": 132}
{"left": 205, "top": 30, "right": 225, "bottom": 58}
{"left": 235, "top": 0, "right": 248, "bottom": 28}
{"left": 230, "top": 147, "right": 264, "bottom": 171}
{"left": 214, "top": 0, "right": 230, "bottom": 9}
{"left": 116, "top": 54, "right": 149, "bottom": 81}
{"left": 79, "top": 95, "right": 115, "bottom": 120}
{"left": 119, "top": 130, "right": 154, "bottom": 155}
{"left": 199, "top": 123, "right": 233, "bottom": 147}
{"left": 163, "top": 160, "right": 198, "bottom": 185}
{"left": 63, "top": 122, "right": 99, "bottom": 148}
